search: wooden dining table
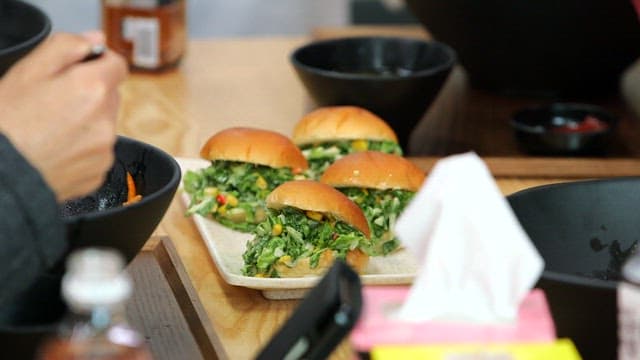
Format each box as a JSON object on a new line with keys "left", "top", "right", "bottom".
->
{"left": 117, "top": 26, "right": 640, "bottom": 359}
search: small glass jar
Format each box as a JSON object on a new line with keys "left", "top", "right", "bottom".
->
{"left": 102, "top": 0, "right": 186, "bottom": 72}
{"left": 37, "top": 248, "right": 151, "bottom": 360}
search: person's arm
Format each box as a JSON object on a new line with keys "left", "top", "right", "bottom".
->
{"left": 0, "top": 32, "right": 127, "bottom": 306}
{"left": 0, "top": 32, "right": 128, "bottom": 202}
{"left": 0, "top": 133, "right": 66, "bottom": 305}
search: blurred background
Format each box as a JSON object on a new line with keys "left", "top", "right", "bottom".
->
{"left": 23, "top": 0, "right": 417, "bottom": 36}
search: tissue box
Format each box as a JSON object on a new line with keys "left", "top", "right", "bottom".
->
{"left": 350, "top": 286, "right": 556, "bottom": 353}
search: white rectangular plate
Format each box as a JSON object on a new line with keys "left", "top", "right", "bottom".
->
{"left": 177, "top": 157, "right": 417, "bottom": 299}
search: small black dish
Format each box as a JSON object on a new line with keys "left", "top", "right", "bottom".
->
{"left": 510, "top": 103, "right": 617, "bottom": 156}
{"left": 290, "top": 36, "right": 456, "bottom": 152}
{"left": 0, "top": 0, "right": 51, "bottom": 76}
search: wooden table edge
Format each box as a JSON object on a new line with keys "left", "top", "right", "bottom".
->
{"left": 409, "top": 156, "right": 640, "bottom": 178}
{"left": 144, "top": 236, "right": 227, "bottom": 360}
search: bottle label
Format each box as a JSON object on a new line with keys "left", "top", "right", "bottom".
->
{"left": 122, "top": 16, "right": 159, "bottom": 69}
{"left": 619, "top": 282, "right": 640, "bottom": 359}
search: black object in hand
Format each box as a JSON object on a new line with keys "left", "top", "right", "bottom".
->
{"left": 256, "top": 261, "right": 362, "bottom": 360}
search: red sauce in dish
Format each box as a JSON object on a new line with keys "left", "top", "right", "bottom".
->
{"left": 551, "top": 115, "right": 609, "bottom": 133}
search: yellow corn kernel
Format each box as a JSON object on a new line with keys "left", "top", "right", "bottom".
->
{"left": 278, "top": 255, "right": 292, "bottom": 264}
{"left": 255, "top": 273, "right": 267, "bottom": 278}
{"left": 272, "top": 223, "right": 283, "bottom": 236}
{"left": 255, "top": 175, "right": 268, "bottom": 190}
{"left": 204, "top": 187, "right": 218, "bottom": 196}
{"left": 217, "top": 205, "right": 227, "bottom": 215}
{"left": 226, "top": 194, "right": 238, "bottom": 207}
{"left": 306, "top": 210, "right": 323, "bottom": 222}
{"left": 351, "top": 139, "right": 369, "bottom": 152}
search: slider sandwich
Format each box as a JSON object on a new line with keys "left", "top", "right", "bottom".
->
{"left": 292, "top": 106, "right": 402, "bottom": 178}
{"left": 183, "top": 127, "right": 308, "bottom": 232}
{"left": 320, "top": 151, "right": 425, "bottom": 256}
{"left": 242, "top": 180, "right": 370, "bottom": 277}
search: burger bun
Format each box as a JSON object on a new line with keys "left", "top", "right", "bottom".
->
{"left": 267, "top": 180, "right": 370, "bottom": 238}
{"left": 292, "top": 106, "right": 398, "bottom": 145}
{"left": 320, "top": 151, "right": 425, "bottom": 191}
{"left": 200, "top": 127, "right": 308, "bottom": 170}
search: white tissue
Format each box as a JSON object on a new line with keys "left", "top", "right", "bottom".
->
{"left": 394, "top": 152, "right": 544, "bottom": 323}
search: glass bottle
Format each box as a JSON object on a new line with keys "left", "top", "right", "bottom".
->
{"left": 37, "top": 248, "right": 152, "bottom": 360}
{"left": 102, "top": 0, "right": 186, "bottom": 71}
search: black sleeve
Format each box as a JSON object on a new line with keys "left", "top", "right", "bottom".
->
{"left": 0, "top": 133, "right": 67, "bottom": 306}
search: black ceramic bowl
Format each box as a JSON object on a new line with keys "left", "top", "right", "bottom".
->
{"left": 0, "top": 0, "right": 51, "bottom": 76}
{"left": 510, "top": 103, "right": 617, "bottom": 156}
{"left": 507, "top": 178, "right": 640, "bottom": 360}
{"left": 405, "top": 0, "right": 640, "bottom": 97}
{"left": 0, "top": 136, "right": 180, "bottom": 359}
{"left": 61, "top": 135, "right": 181, "bottom": 264}
{"left": 290, "top": 36, "right": 456, "bottom": 151}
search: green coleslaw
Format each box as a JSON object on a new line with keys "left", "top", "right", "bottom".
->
{"left": 301, "top": 139, "right": 402, "bottom": 179}
{"left": 340, "top": 187, "right": 414, "bottom": 256}
{"left": 183, "top": 160, "right": 298, "bottom": 232}
{"left": 242, "top": 207, "right": 370, "bottom": 277}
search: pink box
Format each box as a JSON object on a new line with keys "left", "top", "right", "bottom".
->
{"left": 350, "top": 286, "right": 556, "bottom": 353}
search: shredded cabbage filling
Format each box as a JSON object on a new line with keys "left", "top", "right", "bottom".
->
{"left": 242, "top": 207, "right": 370, "bottom": 277}
{"left": 183, "top": 160, "right": 296, "bottom": 232}
{"left": 300, "top": 139, "right": 402, "bottom": 179}
{"left": 340, "top": 187, "right": 415, "bottom": 256}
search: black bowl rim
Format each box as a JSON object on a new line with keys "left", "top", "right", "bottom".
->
{"left": 0, "top": 0, "right": 51, "bottom": 57}
{"left": 62, "top": 135, "right": 181, "bottom": 223}
{"left": 290, "top": 36, "right": 457, "bottom": 81}
{"left": 510, "top": 102, "right": 618, "bottom": 136}
{"left": 507, "top": 177, "right": 637, "bottom": 291}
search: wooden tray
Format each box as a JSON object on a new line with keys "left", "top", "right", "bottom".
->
{"left": 409, "top": 156, "right": 640, "bottom": 179}
{"left": 126, "top": 236, "right": 220, "bottom": 360}
{"left": 311, "top": 26, "right": 640, "bottom": 178}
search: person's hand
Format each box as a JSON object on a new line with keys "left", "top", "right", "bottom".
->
{"left": 0, "top": 32, "right": 128, "bottom": 202}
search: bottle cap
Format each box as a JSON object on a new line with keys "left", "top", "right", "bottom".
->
{"left": 62, "top": 247, "right": 132, "bottom": 311}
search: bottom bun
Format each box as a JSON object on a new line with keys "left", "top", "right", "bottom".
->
{"left": 274, "top": 249, "right": 369, "bottom": 277}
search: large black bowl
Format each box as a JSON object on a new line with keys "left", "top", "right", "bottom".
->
{"left": 405, "top": 0, "right": 640, "bottom": 97}
{"left": 290, "top": 36, "right": 456, "bottom": 151}
{"left": 0, "top": 0, "right": 51, "bottom": 76}
{"left": 0, "top": 136, "right": 180, "bottom": 359}
{"left": 507, "top": 178, "right": 640, "bottom": 360}
{"left": 61, "top": 135, "right": 181, "bottom": 264}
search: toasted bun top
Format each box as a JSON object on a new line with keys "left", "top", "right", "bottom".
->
{"left": 200, "top": 127, "right": 308, "bottom": 170}
{"left": 320, "top": 151, "right": 425, "bottom": 191}
{"left": 292, "top": 106, "right": 398, "bottom": 145}
{"left": 267, "top": 180, "right": 370, "bottom": 238}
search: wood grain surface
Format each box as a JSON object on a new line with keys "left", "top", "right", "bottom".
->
{"left": 127, "top": 237, "right": 219, "bottom": 360}
{"left": 115, "top": 28, "right": 640, "bottom": 359}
